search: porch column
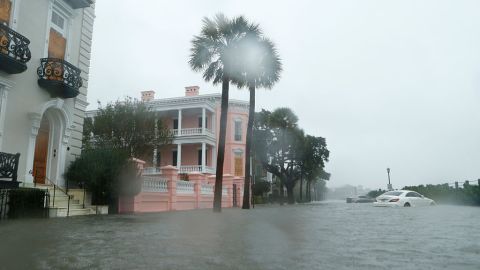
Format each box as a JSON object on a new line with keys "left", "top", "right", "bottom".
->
{"left": 25, "top": 113, "right": 42, "bottom": 185}
{"left": 202, "top": 107, "right": 206, "bottom": 134}
{"left": 202, "top": 142, "right": 206, "bottom": 173}
{"left": 177, "top": 143, "right": 182, "bottom": 171}
{"left": 178, "top": 109, "right": 182, "bottom": 134}
{"left": 153, "top": 116, "right": 158, "bottom": 165}
{"left": 0, "top": 85, "right": 9, "bottom": 150}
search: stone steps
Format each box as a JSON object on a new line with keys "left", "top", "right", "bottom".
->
{"left": 35, "top": 184, "right": 98, "bottom": 218}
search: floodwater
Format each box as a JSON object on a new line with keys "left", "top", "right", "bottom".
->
{"left": 1, "top": 202, "right": 479, "bottom": 270}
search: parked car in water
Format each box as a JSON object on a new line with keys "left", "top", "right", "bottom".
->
{"left": 373, "top": 190, "right": 436, "bottom": 207}
{"left": 346, "top": 195, "right": 376, "bottom": 203}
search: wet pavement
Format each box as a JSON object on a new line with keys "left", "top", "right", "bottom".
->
{"left": 1, "top": 201, "right": 479, "bottom": 270}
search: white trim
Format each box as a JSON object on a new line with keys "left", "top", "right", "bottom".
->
{"left": 43, "top": 0, "right": 74, "bottom": 60}
{"left": 9, "top": 0, "right": 21, "bottom": 29}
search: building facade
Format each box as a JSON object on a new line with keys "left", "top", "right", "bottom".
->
{"left": 0, "top": 0, "right": 95, "bottom": 188}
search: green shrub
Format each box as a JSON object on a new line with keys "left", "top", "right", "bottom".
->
{"left": 65, "top": 148, "right": 142, "bottom": 208}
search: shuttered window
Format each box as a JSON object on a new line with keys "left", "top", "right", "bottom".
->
{"left": 234, "top": 120, "right": 242, "bottom": 141}
{"left": 0, "top": 0, "right": 11, "bottom": 26}
{"left": 234, "top": 154, "right": 243, "bottom": 176}
{"left": 48, "top": 29, "right": 66, "bottom": 59}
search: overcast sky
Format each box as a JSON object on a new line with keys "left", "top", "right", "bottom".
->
{"left": 88, "top": 0, "right": 480, "bottom": 189}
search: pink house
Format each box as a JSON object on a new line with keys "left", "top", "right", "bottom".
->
{"left": 103, "top": 86, "right": 250, "bottom": 212}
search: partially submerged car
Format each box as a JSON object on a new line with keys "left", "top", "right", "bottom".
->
{"left": 374, "top": 190, "right": 436, "bottom": 207}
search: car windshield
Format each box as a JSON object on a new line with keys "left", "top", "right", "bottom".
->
{"left": 383, "top": 191, "right": 403, "bottom": 196}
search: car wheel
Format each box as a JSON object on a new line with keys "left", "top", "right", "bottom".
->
{"left": 404, "top": 202, "right": 411, "bottom": 207}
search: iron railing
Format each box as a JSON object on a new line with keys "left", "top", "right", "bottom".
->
{"left": 0, "top": 188, "right": 50, "bottom": 220}
{"left": 37, "top": 58, "right": 83, "bottom": 98}
{"left": 0, "top": 23, "right": 31, "bottom": 74}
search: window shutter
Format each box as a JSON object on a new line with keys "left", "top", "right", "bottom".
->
{"left": 234, "top": 156, "right": 243, "bottom": 176}
{"left": 48, "top": 29, "right": 66, "bottom": 59}
{"left": 0, "top": 0, "right": 11, "bottom": 26}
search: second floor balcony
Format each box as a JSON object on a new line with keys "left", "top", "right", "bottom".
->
{"left": 0, "top": 23, "right": 31, "bottom": 74}
{"left": 171, "top": 127, "right": 215, "bottom": 138}
{"left": 37, "top": 58, "right": 83, "bottom": 99}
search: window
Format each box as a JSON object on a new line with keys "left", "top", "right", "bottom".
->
{"left": 234, "top": 120, "right": 242, "bottom": 141}
{"left": 197, "top": 149, "right": 202, "bottom": 166}
{"left": 51, "top": 11, "right": 65, "bottom": 30}
{"left": 234, "top": 153, "right": 243, "bottom": 176}
{"left": 172, "top": 150, "right": 177, "bottom": 166}
{"left": 156, "top": 151, "right": 161, "bottom": 167}
{"left": 198, "top": 116, "right": 208, "bottom": 128}
{"left": 384, "top": 191, "right": 403, "bottom": 196}
{"left": 406, "top": 192, "right": 421, "bottom": 197}
{"left": 173, "top": 119, "right": 178, "bottom": 130}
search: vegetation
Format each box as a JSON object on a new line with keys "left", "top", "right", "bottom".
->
{"left": 189, "top": 14, "right": 261, "bottom": 212}
{"left": 235, "top": 33, "right": 283, "bottom": 209}
{"left": 367, "top": 189, "right": 387, "bottom": 198}
{"left": 403, "top": 183, "right": 480, "bottom": 206}
{"left": 83, "top": 97, "right": 172, "bottom": 163}
{"left": 65, "top": 148, "right": 141, "bottom": 212}
{"left": 253, "top": 108, "right": 330, "bottom": 204}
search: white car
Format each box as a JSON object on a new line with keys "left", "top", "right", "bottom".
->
{"left": 373, "top": 190, "right": 436, "bottom": 207}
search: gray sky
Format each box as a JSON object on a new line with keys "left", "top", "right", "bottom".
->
{"left": 88, "top": 0, "right": 480, "bottom": 189}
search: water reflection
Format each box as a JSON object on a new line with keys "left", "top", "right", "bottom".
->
{"left": 1, "top": 202, "right": 479, "bottom": 270}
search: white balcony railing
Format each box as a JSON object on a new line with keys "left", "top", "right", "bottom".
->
{"left": 176, "top": 180, "right": 194, "bottom": 194}
{"left": 170, "top": 128, "right": 214, "bottom": 137}
{"left": 143, "top": 167, "right": 162, "bottom": 175}
{"left": 179, "top": 165, "right": 202, "bottom": 174}
{"left": 142, "top": 176, "right": 168, "bottom": 192}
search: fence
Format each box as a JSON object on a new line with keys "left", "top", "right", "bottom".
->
{"left": 118, "top": 165, "right": 245, "bottom": 213}
{"left": 0, "top": 188, "right": 50, "bottom": 219}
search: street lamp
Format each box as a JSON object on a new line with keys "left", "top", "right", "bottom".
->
{"left": 386, "top": 168, "right": 393, "bottom": 191}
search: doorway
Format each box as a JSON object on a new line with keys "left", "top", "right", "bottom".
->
{"left": 33, "top": 117, "right": 49, "bottom": 185}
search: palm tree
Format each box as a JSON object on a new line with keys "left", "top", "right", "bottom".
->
{"left": 236, "top": 36, "right": 282, "bottom": 209}
{"left": 189, "top": 14, "right": 260, "bottom": 212}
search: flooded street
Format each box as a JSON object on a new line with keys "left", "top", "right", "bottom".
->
{"left": 1, "top": 202, "right": 479, "bottom": 270}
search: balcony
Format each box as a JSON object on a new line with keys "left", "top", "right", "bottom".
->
{"left": 63, "top": 0, "right": 94, "bottom": 9}
{"left": 0, "top": 24, "right": 31, "bottom": 74}
{"left": 171, "top": 128, "right": 215, "bottom": 138}
{"left": 143, "top": 165, "right": 215, "bottom": 175}
{"left": 37, "top": 58, "right": 83, "bottom": 98}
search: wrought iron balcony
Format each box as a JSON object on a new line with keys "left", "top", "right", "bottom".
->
{"left": 37, "top": 58, "right": 83, "bottom": 99}
{"left": 63, "top": 0, "right": 93, "bottom": 9}
{"left": 0, "top": 23, "right": 31, "bottom": 74}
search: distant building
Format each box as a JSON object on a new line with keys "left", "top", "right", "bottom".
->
{"left": 86, "top": 86, "right": 250, "bottom": 178}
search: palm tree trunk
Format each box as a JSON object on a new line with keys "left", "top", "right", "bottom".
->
{"left": 299, "top": 175, "right": 303, "bottom": 202}
{"left": 242, "top": 85, "right": 255, "bottom": 209}
{"left": 213, "top": 77, "right": 229, "bottom": 212}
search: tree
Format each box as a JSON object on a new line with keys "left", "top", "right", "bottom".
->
{"left": 253, "top": 108, "right": 302, "bottom": 204}
{"left": 83, "top": 98, "right": 172, "bottom": 163}
{"left": 189, "top": 14, "right": 260, "bottom": 212}
{"left": 298, "top": 135, "right": 330, "bottom": 202}
{"left": 236, "top": 35, "right": 282, "bottom": 209}
{"left": 253, "top": 108, "right": 329, "bottom": 204}
{"left": 65, "top": 148, "right": 142, "bottom": 213}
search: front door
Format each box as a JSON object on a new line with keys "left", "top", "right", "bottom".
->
{"left": 33, "top": 119, "right": 49, "bottom": 184}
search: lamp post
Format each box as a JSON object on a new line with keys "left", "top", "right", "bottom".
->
{"left": 387, "top": 168, "right": 392, "bottom": 191}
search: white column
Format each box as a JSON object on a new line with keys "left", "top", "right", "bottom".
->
{"left": 25, "top": 113, "right": 42, "bottom": 185}
{"left": 178, "top": 109, "right": 182, "bottom": 134}
{"left": 0, "top": 86, "right": 9, "bottom": 150}
{"left": 177, "top": 143, "right": 182, "bottom": 170}
{"left": 202, "top": 107, "right": 206, "bottom": 134}
{"left": 153, "top": 116, "right": 158, "bottom": 165}
{"left": 202, "top": 142, "right": 206, "bottom": 173}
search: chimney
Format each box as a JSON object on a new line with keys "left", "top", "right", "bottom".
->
{"left": 141, "top": 90, "right": 155, "bottom": 102}
{"left": 185, "top": 86, "right": 200, "bottom": 96}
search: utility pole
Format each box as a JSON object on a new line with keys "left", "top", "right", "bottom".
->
{"left": 387, "top": 168, "right": 392, "bottom": 191}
